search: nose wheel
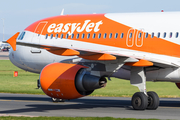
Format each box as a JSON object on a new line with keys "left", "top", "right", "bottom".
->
{"left": 131, "top": 91, "right": 159, "bottom": 110}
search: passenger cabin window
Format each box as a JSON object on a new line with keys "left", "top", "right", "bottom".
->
{"left": 129, "top": 33, "right": 132, "bottom": 38}
{"left": 55, "top": 34, "right": 58, "bottom": 39}
{"left": 104, "top": 33, "right": 107, "bottom": 39}
{"left": 93, "top": 33, "right": 96, "bottom": 39}
{"left": 66, "top": 34, "right": 69, "bottom": 39}
{"left": 138, "top": 33, "right": 142, "bottom": 38}
{"left": 87, "top": 33, "right": 90, "bottom": 39}
{"left": 176, "top": 32, "right": 179, "bottom": 38}
{"left": 45, "top": 34, "right": 48, "bottom": 39}
{"left": 145, "top": 33, "right": 148, "bottom": 38}
{"left": 76, "top": 33, "right": 79, "bottom": 39}
{"left": 120, "top": 33, "right": 124, "bottom": 38}
{"left": 163, "top": 32, "right": 166, "bottom": 38}
{"left": 151, "top": 32, "right": 154, "bottom": 38}
{"left": 60, "top": 34, "right": 63, "bottom": 39}
{"left": 115, "top": 33, "right": 118, "bottom": 38}
{"left": 109, "top": 33, "right": 112, "bottom": 39}
{"left": 157, "top": 32, "right": 160, "bottom": 38}
{"left": 170, "top": 32, "right": 172, "bottom": 38}
{"left": 98, "top": 33, "right": 101, "bottom": 39}
{"left": 50, "top": 34, "right": 53, "bottom": 39}
{"left": 71, "top": 33, "right": 74, "bottom": 39}
{"left": 82, "top": 33, "right": 85, "bottom": 39}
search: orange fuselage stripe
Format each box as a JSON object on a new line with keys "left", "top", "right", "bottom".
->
{"left": 25, "top": 14, "right": 180, "bottom": 58}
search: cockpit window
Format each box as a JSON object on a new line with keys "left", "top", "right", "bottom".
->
{"left": 18, "top": 33, "right": 22, "bottom": 40}
{"left": 18, "top": 32, "right": 26, "bottom": 40}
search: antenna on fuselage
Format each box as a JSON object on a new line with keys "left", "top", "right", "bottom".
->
{"left": 61, "top": 9, "right": 64, "bottom": 15}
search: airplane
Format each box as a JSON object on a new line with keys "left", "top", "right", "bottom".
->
{"left": 0, "top": 41, "right": 6, "bottom": 46}
{"left": 5, "top": 11, "right": 180, "bottom": 110}
{"left": 0, "top": 41, "right": 10, "bottom": 51}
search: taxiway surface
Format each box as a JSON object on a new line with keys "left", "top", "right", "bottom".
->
{"left": 0, "top": 52, "right": 9, "bottom": 60}
{"left": 0, "top": 93, "right": 179, "bottom": 119}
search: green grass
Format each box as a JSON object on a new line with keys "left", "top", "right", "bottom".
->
{"left": 0, "top": 60, "right": 43, "bottom": 94}
{"left": 92, "top": 79, "right": 180, "bottom": 98}
{"left": 0, "top": 116, "right": 159, "bottom": 120}
{"left": 0, "top": 60, "right": 180, "bottom": 98}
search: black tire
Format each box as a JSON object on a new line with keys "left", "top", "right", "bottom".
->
{"left": 131, "top": 92, "right": 148, "bottom": 110}
{"left": 147, "top": 91, "right": 159, "bottom": 110}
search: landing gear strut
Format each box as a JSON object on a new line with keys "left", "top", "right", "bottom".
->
{"left": 130, "top": 67, "right": 159, "bottom": 110}
{"left": 37, "top": 79, "right": 41, "bottom": 89}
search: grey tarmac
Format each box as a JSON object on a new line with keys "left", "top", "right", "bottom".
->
{"left": 0, "top": 52, "right": 9, "bottom": 60}
{"left": 0, "top": 93, "right": 179, "bottom": 119}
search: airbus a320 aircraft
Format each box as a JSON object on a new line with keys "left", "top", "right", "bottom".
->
{"left": 5, "top": 11, "right": 180, "bottom": 110}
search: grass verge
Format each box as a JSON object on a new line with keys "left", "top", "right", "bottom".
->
{"left": 0, "top": 116, "right": 159, "bottom": 120}
{"left": 0, "top": 60, "right": 180, "bottom": 98}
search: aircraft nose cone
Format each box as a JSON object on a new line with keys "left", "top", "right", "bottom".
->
{"left": 9, "top": 48, "right": 18, "bottom": 66}
{"left": 9, "top": 48, "right": 14, "bottom": 61}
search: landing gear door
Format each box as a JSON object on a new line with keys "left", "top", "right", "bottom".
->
{"left": 31, "top": 21, "right": 48, "bottom": 53}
